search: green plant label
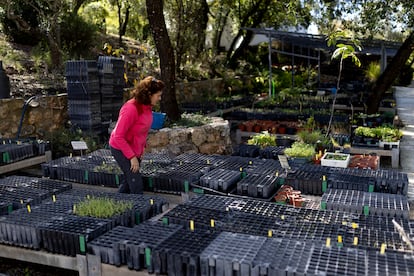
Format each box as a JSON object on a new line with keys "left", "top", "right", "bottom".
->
{"left": 79, "top": 235, "right": 86, "bottom": 253}
{"left": 3, "top": 152, "right": 10, "bottom": 163}
{"left": 135, "top": 212, "right": 141, "bottom": 224}
{"left": 368, "top": 184, "right": 374, "bottom": 193}
{"left": 193, "top": 188, "right": 204, "bottom": 194}
{"left": 184, "top": 181, "right": 189, "bottom": 193}
{"left": 145, "top": 248, "right": 152, "bottom": 267}
{"left": 363, "top": 206, "right": 369, "bottom": 216}
{"left": 322, "top": 181, "right": 327, "bottom": 193}
{"left": 84, "top": 171, "right": 88, "bottom": 182}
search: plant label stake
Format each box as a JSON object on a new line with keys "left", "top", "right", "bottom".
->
{"left": 71, "top": 140, "right": 88, "bottom": 156}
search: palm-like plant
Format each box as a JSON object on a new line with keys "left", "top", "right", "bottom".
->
{"left": 326, "top": 30, "right": 362, "bottom": 136}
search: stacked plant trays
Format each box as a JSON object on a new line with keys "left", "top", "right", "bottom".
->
{"left": 0, "top": 176, "right": 71, "bottom": 215}
{"left": 151, "top": 194, "right": 414, "bottom": 275}
{"left": 151, "top": 227, "right": 221, "bottom": 275}
{"left": 42, "top": 151, "right": 124, "bottom": 187}
{"left": 0, "top": 176, "right": 169, "bottom": 256}
{"left": 97, "top": 56, "right": 125, "bottom": 125}
{"left": 0, "top": 138, "right": 48, "bottom": 165}
{"left": 281, "top": 163, "right": 409, "bottom": 197}
{"left": 148, "top": 162, "right": 211, "bottom": 194}
{"left": 87, "top": 221, "right": 183, "bottom": 271}
{"left": 65, "top": 60, "right": 102, "bottom": 133}
{"left": 321, "top": 189, "right": 410, "bottom": 219}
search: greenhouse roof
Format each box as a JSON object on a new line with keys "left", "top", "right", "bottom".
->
{"left": 243, "top": 28, "right": 402, "bottom": 57}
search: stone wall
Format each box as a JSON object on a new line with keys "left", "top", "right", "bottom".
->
{"left": 175, "top": 79, "right": 226, "bottom": 103}
{"left": 145, "top": 117, "right": 233, "bottom": 155}
{"left": 0, "top": 94, "right": 68, "bottom": 139}
{"left": 0, "top": 93, "right": 233, "bottom": 156}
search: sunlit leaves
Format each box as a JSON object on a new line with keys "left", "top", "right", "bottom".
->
{"left": 327, "top": 29, "right": 362, "bottom": 67}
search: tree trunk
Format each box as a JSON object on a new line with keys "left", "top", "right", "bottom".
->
{"left": 196, "top": 0, "right": 209, "bottom": 54}
{"left": 213, "top": 9, "right": 230, "bottom": 54}
{"left": 120, "top": 4, "right": 130, "bottom": 38}
{"left": 227, "top": 0, "right": 271, "bottom": 67}
{"left": 72, "top": 0, "right": 88, "bottom": 14}
{"left": 146, "top": 0, "right": 180, "bottom": 121}
{"left": 366, "top": 32, "right": 414, "bottom": 114}
{"left": 117, "top": 0, "right": 123, "bottom": 45}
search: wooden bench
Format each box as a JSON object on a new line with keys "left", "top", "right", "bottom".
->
{"left": 349, "top": 147, "right": 399, "bottom": 169}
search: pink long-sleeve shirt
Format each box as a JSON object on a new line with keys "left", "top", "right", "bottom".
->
{"left": 109, "top": 99, "right": 153, "bottom": 160}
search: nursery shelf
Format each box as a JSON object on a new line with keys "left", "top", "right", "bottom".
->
{"left": 0, "top": 151, "right": 52, "bottom": 174}
{"left": 236, "top": 129, "right": 297, "bottom": 144}
{"left": 332, "top": 104, "right": 396, "bottom": 114}
{"left": 0, "top": 244, "right": 148, "bottom": 276}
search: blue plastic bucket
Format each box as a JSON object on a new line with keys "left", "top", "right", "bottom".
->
{"left": 151, "top": 112, "right": 166, "bottom": 129}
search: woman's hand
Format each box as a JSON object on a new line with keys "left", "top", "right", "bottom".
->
{"left": 130, "top": 156, "right": 140, "bottom": 173}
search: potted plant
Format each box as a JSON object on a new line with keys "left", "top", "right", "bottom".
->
{"left": 377, "top": 126, "right": 403, "bottom": 149}
{"left": 321, "top": 152, "right": 351, "bottom": 168}
{"left": 284, "top": 142, "right": 315, "bottom": 164}
{"left": 353, "top": 126, "right": 378, "bottom": 146}
{"left": 247, "top": 131, "right": 277, "bottom": 148}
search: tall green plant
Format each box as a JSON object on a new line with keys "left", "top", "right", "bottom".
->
{"left": 326, "top": 30, "right": 362, "bottom": 136}
{"left": 365, "top": 62, "right": 381, "bottom": 83}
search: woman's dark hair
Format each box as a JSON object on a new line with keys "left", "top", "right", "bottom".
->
{"left": 131, "top": 76, "right": 165, "bottom": 105}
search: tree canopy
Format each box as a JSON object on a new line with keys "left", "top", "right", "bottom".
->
{"left": 1, "top": 0, "right": 413, "bottom": 117}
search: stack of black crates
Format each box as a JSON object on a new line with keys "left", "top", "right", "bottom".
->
{"left": 97, "top": 56, "right": 125, "bottom": 125}
{"left": 65, "top": 57, "right": 125, "bottom": 135}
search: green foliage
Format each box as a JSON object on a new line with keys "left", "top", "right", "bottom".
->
{"left": 79, "top": 2, "right": 110, "bottom": 33}
{"left": 74, "top": 197, "right": 133, "bottom": 219}
{"left": 254, "top": 68, "right": 295, "bottom": 95}
{"left": 375, "top": 126, "right": 403, "bottom": 141}
{"left": 284, "top": 142, "right": 315, "bottom": 159}
{"left": 30, "top": 42, "right": 52, "bottom": 72}
{"left": 44, "top": 126, "right": 101, "bottom": 159}
{"left": 327, "top": 30, "right": 362, "bottom": 67}
{"left": 60, "top": 13, "right": 98, "bottom": 60}
{"left": 325, "top": 29, "right": 362, "bottom": 136}
{"left": 354, "top": 126, "right": 376, "bottom": 137}
{"left": 0, "top": 1, "right": 42, "bottom": 45}
{"left": 278, "top": 87, "right": 303, "bottom": 101}
{"left": 93, "top": 162, "right": 122, "bottom": 174}
{"left": 297, "top": 130, "right": 325, "bottom": 145}
{"left": 304, "top": 116, "right": 317, "bottom": 131}
{"left": 247, "top": 132, "right": 276, "bottom": 148}
{"left": 364, "top": 62, "right": 381, "bottom": 83}
{"left": 167, "top": 113, "right": 212, "bottom": 128}
{"left": 354, "top": 125, "right": 402, "bottom": 141}
{"left": 0, "top": 41, "right": 25, "bottom": 72}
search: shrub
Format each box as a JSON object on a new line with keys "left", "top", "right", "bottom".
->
{"left": 284, "top": 142, "right": 315, "bottom": 159}
{"left": 44, "top": 126, "right": 101, "bottom": 159}
{"left": 247, "top": 132, "right": 276, "bottom": 148}
{"left": 0, "top": 1, "right": 42, "bottom": 45}
{"left": 60, "top": 14, "right": 98, "bottom": 60}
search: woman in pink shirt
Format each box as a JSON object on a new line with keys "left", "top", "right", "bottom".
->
{"left": 109, "top": 76, "right": 164, "bottom": 193}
